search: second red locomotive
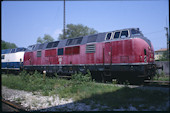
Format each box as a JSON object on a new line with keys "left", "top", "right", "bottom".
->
{"left": 23, "top": 28, "right": 156, "bottom": 83}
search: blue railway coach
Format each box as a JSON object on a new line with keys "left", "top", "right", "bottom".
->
{"left": 1, "top": 47, "right": 26, "bottom": 70}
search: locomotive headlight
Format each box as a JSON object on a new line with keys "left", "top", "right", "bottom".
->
{"left": 148, "top": 46, "right": 150, "bottom": 50}
{"left": 140, "top": 56, "right": 142, "bottom": 62}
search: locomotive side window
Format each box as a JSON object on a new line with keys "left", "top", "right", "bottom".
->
{"left": 76, "top": 37, "right": 83, "bottom": 44}
{"left": 38, "top": 44, "right": 44, "bottom": 50}
{"left": 32, "top": 45, "right": 36, "bottom": 50}
{"left": 87, "top": 35, "right": 97, "bottom": 43}
{"left": 11, "top": 49, "right": 16, "bottom": 53}
{"left": 120, "top": 30, "right": 129, "bottom": 38}
{"left": 46, "top": 42, "right": 53, "bottom": 48}
{"left": 37, "top": 51, "right": 41, "bottom": 57}
{"left": 46, "top": 41, "right": 59, "bottom": 48}
{"left": 27, "top": 45, "right": 34, "bottom": 51}
{"left": 105, "top": 33, "right": 112, "bottom": 40}
{"left": 66, "top": 37, "right": 83, "bottom": 46}
{"left": 2, "top": 49, "right": 11, "bottom": 54}
{"left": 53, "top": 41, "right": 59, "bottom": 48}
{"left": 16, "top": 48, "right": 26, "bottom": 52}
{"left": 66, "top": 39, "right": 74, "bottom": 46}
{"left": 114, "top": 32, "right": 120, "bottom": 39}
{"left": 58, "top": 48, "right": 64, "bottom": 55}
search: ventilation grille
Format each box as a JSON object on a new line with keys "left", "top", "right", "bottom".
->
{"left": 86, "top": 44, "right": 96, "bottom": 53}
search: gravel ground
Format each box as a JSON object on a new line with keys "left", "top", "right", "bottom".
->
{"left": 2, "top": 86, "right": 170, "bottom": 111}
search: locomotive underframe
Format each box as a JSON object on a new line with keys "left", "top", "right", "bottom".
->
{"left": 23, "top": 63, "right": 156, "bottom": 81}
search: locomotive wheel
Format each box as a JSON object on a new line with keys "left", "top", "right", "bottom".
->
{"left": 91, "top": 71, "right": 102, "bottom": 82}
{"left": 100, "top": 72, "right": 112, "bottom": 83}
{"left": 103, "top": 71, "right": 112, "bottom": 83}
{"left": 117, "top": 78, "right": 126, "bottom": 84}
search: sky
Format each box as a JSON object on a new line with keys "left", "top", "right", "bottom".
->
{"left": 1, "top": 0, "right": 169, "bottom": 51}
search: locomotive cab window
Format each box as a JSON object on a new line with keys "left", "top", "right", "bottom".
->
{"left": 105, "top": 33, "right": 112, "bottom": 40}
{"left": 120, "top": 30, "right": 129, "bottom": 38}
{"left": 114, "top": 31, "right": 120, "bottom": 39}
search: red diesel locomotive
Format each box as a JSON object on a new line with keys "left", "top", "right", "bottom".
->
{"left": 23, "top": 28, "right": 156, "bottom": 82}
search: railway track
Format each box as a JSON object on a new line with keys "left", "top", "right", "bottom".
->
{"left": 143, "top": 80, "right": 170, "bottom": 87}
{"left": 2, "top": 98, "right": 26, "bottom": 112}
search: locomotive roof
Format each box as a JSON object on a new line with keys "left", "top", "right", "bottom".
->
{"left": 1, "top": 47, "right": 26, "bottom": 54}
{"left": 26, "top": 28, "right": 142, "bottom": 51}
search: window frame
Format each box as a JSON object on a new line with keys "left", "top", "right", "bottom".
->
{"left": 113, "top": 31, "right": 121, "bottom": 39}
{"left": 66, "top": 37, "right": 83, "bottom": 46}
{"left": 37, "top": 51, "right": 42, "bottom": 57}
{"left": 58, "top": 48, "right": 64, "bottom": 56}
{"left": 120, "top": 30, "right": 129, "bottom": 38}
{"left": 10, "top": 49, "right": 16, "bottom": 53}
{"left": 46, "top": 41, "right": 59, "bottom": 49}
{"left": 105, "top": 32, "right": 113, "bottom": 40}
{"left": 38, "top": 44, "right": 44, "bottom": 50}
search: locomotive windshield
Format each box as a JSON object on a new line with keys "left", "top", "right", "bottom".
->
{"left": 16, "top": 48, "right": 26, "bottom": 52}
{"left": 27, "top": 45, "right": 36, "bottom": 51}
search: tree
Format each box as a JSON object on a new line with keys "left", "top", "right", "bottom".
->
{"left": 36, "top": 34, "right": 54, "bottom": 44}
{"left": 1, "top": 40, "right": 17, "bottom": 49}
{"left": 159, "top": 50, "right": 169, "bottom": 61}
{"left": 58, "top": 24, "right": 98, "bottom": 40}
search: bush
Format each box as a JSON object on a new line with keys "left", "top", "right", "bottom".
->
{"left": 19, "top": 70, "right": 30, "bottom": 82}
{"left": 71, "top": 70, "right": 92, "bottom": 83}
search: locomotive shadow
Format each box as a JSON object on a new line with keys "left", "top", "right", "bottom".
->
{"left": 32, "top": 86, "right": 169, "bottom": 111}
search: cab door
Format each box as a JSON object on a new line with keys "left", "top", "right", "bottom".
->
{"left": 104, "top": 42, "right": 112, "bottom": 65}
{"left": 29, "top": 52, "right": 34, "bottom": 65}
{"left": 104, "top": 32, "right": 112, "bottom": 65}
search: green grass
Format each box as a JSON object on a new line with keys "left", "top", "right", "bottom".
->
{"left": 153, "top": 71, "right": 169, "bottom": 81}
{"left": 1, "top": 70, "right": 169, "bottom": 110}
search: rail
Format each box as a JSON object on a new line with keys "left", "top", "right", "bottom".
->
{"left": 2, "top": 98, "right": 26, "bottom": 112}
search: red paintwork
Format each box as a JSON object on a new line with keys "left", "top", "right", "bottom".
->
{"left": 23, "top": 38, "right": 155, "bottom": 66}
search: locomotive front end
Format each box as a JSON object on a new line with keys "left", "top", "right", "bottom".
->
{"left": 132, "top": 29, "right": 157, "bottom": 80}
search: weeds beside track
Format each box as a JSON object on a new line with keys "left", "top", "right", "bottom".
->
{"left": 2, "top": 70, "right": 169, "bottom": 111}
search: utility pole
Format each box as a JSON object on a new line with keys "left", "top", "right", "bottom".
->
{"left": 164, "top": 27, "right": 169, "bottom": 59}
{"left": 63, "top": 0, "right": 66, "bottom": 39}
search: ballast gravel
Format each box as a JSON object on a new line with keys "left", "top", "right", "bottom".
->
{"left": 2, "top": 86, "right": 169, "bottom": 111}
